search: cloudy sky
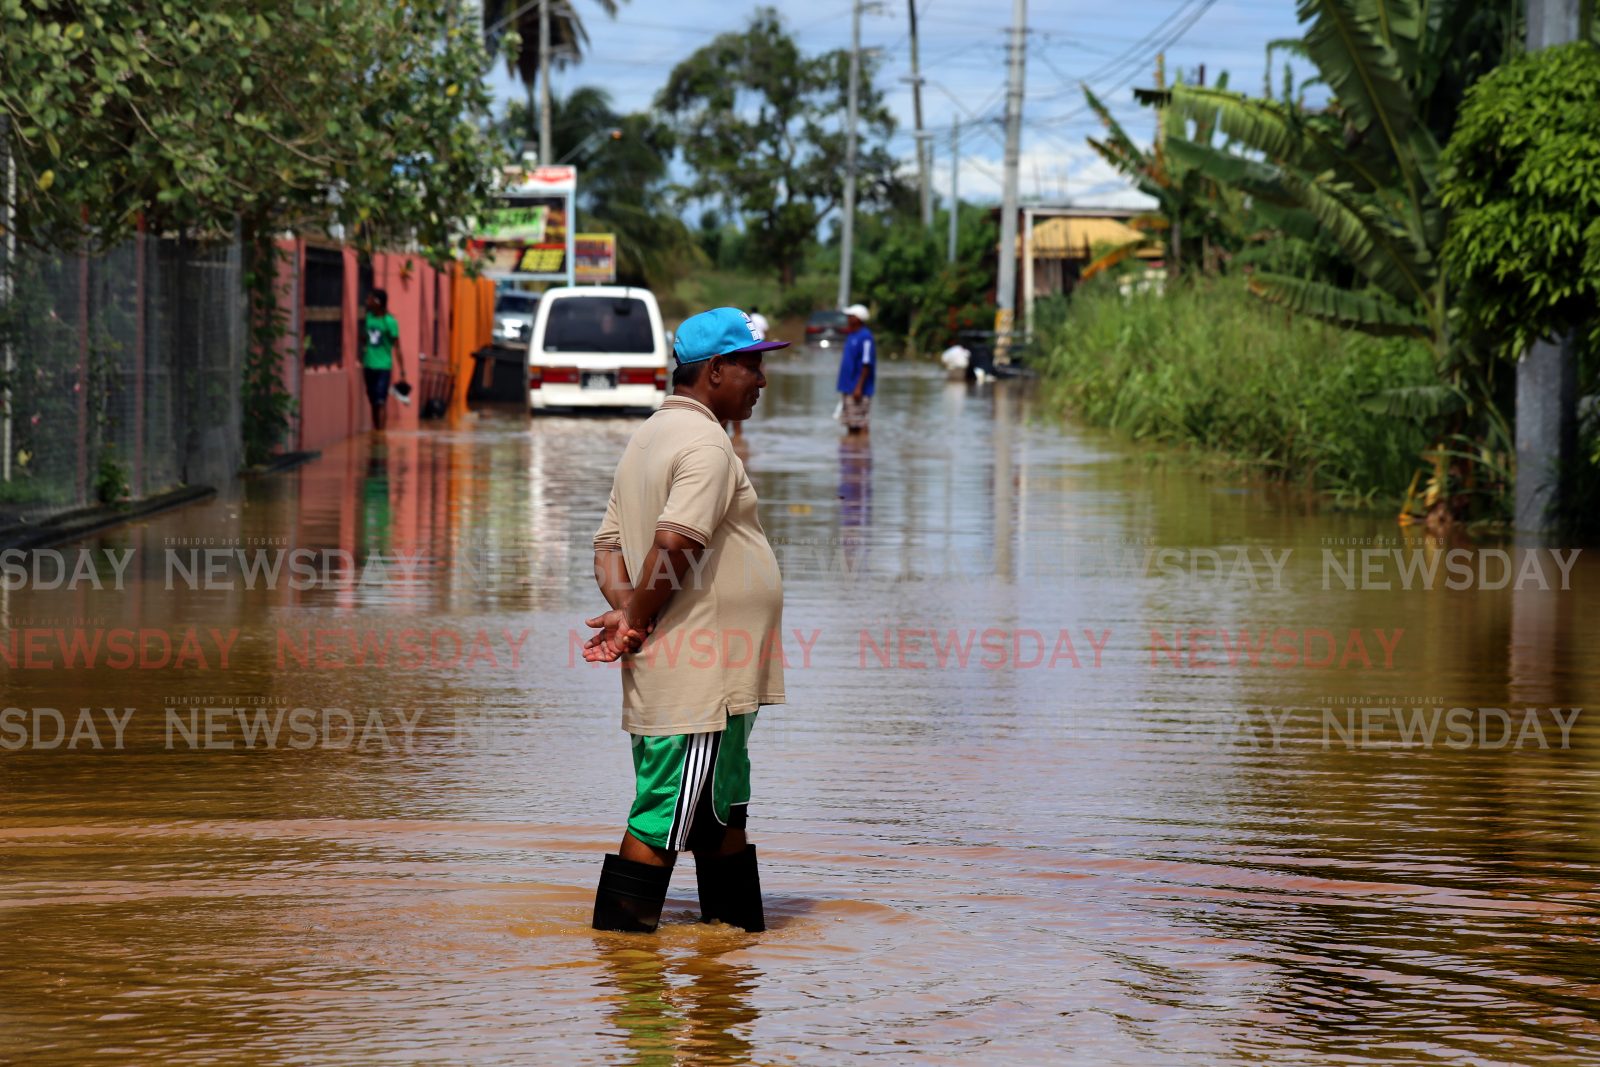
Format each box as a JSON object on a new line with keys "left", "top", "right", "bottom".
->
{"left": 488, "top": 0, "right": 1307, "bottom": 209}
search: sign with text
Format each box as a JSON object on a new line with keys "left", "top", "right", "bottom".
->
{"left": 470, "top": 166, "right": 578, "bottom": 284}
{"left": 574, "top": 234, "right": 617, "bottom": 284}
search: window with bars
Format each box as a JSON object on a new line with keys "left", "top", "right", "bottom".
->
{"left": 302, "top": 246, "right": 344, "bottom": 368}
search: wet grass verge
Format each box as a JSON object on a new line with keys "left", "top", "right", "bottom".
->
{"left": 1035, "top": 275, "right": 1437, "bottom": 508}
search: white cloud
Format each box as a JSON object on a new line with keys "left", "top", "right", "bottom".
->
{"left": 930, "top": 143, "right": 1157, "bottom": 211}
{"left": 497, "top": 0, "right": 1302, "bottom": 209}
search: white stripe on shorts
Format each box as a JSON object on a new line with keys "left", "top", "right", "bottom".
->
{"left": 668, "top": 733, "right": 716, "bottom": 852}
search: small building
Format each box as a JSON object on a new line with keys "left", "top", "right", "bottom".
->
{"left": 1020, "top": 212, "right": 1163, "bottom": 300}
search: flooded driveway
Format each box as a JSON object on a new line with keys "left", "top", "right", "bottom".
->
{"left": 3, "top": 349, "right": 1598, "bottom": 1064}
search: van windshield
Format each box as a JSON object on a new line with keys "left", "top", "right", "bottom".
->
{"left": 542, "top": 297, "right": 655, "bottom": 353}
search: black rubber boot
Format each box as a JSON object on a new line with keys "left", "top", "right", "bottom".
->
{"left": 591, "top": 853, "right": 673, "bottom": 933}
{"left": 695, "top": 845, "right": 765, "bottom": 933}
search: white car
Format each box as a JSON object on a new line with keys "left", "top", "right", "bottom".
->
{"left": 527, "top": 286, "right": 668, "bottom": 413}
{"left": 493, "top": 288, "right": 540, "bottom": 347}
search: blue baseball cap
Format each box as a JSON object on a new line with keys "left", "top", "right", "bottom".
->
{"left": 672, "top": 307, "right": 791, "bottom": 364}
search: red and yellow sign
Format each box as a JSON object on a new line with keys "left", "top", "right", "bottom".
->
{"left": 574, "top": 234, "right": 616, "bottom": 284}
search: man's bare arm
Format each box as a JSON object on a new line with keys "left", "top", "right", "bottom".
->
{"left": 584, "top": 530, "right": 705, "bottom": 661}
{"left": 593, "top": 548, "right": 631, "bottom": 610}
{"left": 622, "top": 529, "right": 704, "bottom": 631}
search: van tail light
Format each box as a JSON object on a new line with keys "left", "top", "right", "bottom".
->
{"left": 654, "top": 367, "right": 668, "bottom": 390}
{"left": 618, "top": 367, "right": 661, "bottom": 387}
{"left": 529, "top": 367, "right": 542, "bottom": 389}
{"left": 805, "top": 324, "right": 821, "bottom": 334}
{"left": 542, "top": 366, "right": 580, "bottom": 384}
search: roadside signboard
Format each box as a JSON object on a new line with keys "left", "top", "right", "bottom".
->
{"left": 468, "top": 164, "right": 577, "bottom": 285}
{"left": 574, "top": 234, "right": 617, "bottom": 284}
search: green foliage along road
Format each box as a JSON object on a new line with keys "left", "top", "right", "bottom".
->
{"left": 2, "top": 0, "right": 504, "bottom": 261}
{"left": 1040, "top": 276, "right": 1438, "bottom": 506}
{"left": 1059, "top": 0, "right": 1600, "bottom": 527}
{"left": 655, "top": 6, "right": 900, "bottom": 287}
{"left": 1442, "top": 43, "right": 1600, "bottom": 362}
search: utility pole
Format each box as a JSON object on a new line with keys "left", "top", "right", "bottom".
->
{"left": 994, "top": 0, "right": 1026, "bottom": 349}
{"left": 908, "top": 1, "right": 931, "bottom": 228}
{"left": 1156, "top": 54, "right": 1178, "bottom": 270}
{"left": 2, "top": 114, "right": 13, "bottom": 484}
{"left": 947, "top": 119, "right": 960, "bottom": 264}
{"left": 1516, "top": 0, "right": 1582, "bottom": 532}
{"left": 538, "top": 0, "right": 553, "bottom": 164}
{"left": 838, "top": 0, "right": 864, "bottom": 309}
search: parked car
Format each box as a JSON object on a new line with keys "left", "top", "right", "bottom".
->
{"left": 804, "top": 309, "right": 848, "bottom": 348}
{"left": 493, "top": 288, "right": 540, "bottom": 348}
{"left": 527, "top": 286, "right": 668, "bottom": 413}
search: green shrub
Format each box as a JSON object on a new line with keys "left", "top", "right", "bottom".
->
{"left": 94, "top": 449, "right": 131, "bottom": 507}
{"left": 1442, "top": 42, "right": 1600, "bottom": 361}
{"left": 1038, "top": 275, "right": 1437, "bottom": 504}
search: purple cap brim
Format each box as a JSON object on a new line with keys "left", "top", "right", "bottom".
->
{"left": 732, "top": 340, "right": 791, "bottom": 353}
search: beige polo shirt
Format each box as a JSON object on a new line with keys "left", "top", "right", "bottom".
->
{"left": 593, "top": 394, "right": 785, "bottom": 735}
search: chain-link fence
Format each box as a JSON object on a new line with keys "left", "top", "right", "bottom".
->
{"left": 0, "top": 225, "right": 244, "bottom": 525}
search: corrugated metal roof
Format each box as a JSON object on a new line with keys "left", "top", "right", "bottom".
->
{"left": 1019, "top": 216, "right": 1161, "bottom": 259}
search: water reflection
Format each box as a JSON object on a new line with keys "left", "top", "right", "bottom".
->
{"left": 596, "top": 937, "right": 759, "bottom": 1066}
{"left": 837, "top": 435, "right": 872, "bottom": 530}
{"left": 360, "top": 446, "right": 393, "bottom": 557}
{"left": 1, "top": 352, "right": 1598, "bottom": 1063}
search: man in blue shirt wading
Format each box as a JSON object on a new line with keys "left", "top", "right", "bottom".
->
{"left": 836, "top": 303, "right": 875, "bottom": 435}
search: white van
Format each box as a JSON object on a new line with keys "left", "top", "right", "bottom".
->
{"left": 527, "top": 286, "right": 668, "bottom": 413}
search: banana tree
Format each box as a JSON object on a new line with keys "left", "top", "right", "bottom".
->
{"left": 1151, "top": 0, "right": 1448, "bottom": 352}
{"left": 1082, "top": 74, "right": 1245, "bottom": 273}
{"left": 1130, "top": 0, "right": 1532, "bottom": 522}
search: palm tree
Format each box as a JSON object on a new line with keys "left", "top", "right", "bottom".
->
{"left": 1148, "top": 0, "right": 1521, "bottom": 351}
{"left": 499, "top": 87, "right": 702, "bottom": 289}
{"left": 481, "top": 0, "right": 629, "bottom": 155}
{"left": 481, "top": 0, "right": 625, "bottom": 88}
{"left": 476, "top": 0, "right": 614, "bottom": 86}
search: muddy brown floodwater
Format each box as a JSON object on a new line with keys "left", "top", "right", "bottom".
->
{"left": 2, "top": 349, "right": 1598, "bottom": 1065}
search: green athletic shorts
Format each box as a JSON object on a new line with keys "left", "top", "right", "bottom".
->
{"left": 627, "top": 711, "right": 756, "bottom": 852}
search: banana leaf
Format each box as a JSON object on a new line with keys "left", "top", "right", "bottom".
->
{"left": 1276, "top": 170, "right": 1434, "bottom": 305}
{"left": 1246, "top": 271, "right": 1428, "bottom": 335}
{"left": 1296, "top": 0, "right": 1439, "bottom": 198}
{"left": 1359, "top": 382, "right": 1465, "bottom": 419}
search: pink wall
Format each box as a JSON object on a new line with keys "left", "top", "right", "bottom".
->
{"left": 280, "top": 241, "right": 456, "bottom": 453}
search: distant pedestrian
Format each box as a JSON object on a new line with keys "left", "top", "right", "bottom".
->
{"left": 584, "top": 305, "right": 789, "bottom": 935}
{"left": 748, "top": 306, "right": 770, "bottom": 341}
{"left": 836, "top": 303, "right": 875, "bottom": 435}
{"left": 361, "top": 289, "right": 407, "bottom": 432}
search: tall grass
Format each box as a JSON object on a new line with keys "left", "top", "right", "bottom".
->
{"left": 1037, "top": 275, "right": 1437, "bottom": 505}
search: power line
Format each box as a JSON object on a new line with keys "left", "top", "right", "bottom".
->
{"left": 1029, "top": 0, "right": 1220, "bottom": 126}
{"left": 938, "top": 0, "right": 1221, "bottom": 205}
{"left": 1076, "top": 0, "right": 1211, "bottom": 86}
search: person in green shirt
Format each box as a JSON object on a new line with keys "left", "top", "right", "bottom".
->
{"left": 361, "top": 289, "right": 408, "bottom": 431}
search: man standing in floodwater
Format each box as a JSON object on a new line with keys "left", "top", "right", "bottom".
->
{"left": 583, "top": 306, "right": 788, "bottom": 934}
{"left": 836, "top": 303, "right": 875, "bottom": 435}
